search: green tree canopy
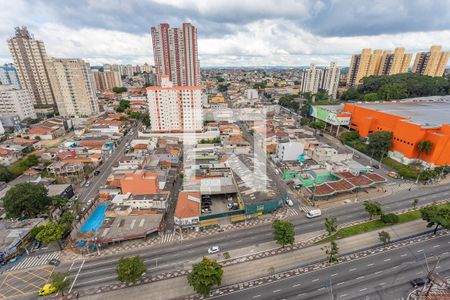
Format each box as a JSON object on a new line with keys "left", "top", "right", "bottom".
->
{"left": 115, "top": 99, "right": 130, "bottom": 113}
{"left": 417, "top": 140, "right": 433, "bottom": 158}
{"left": 279, "top": 95, "right": 300, "bottom": 112}
{"left": 113, "top": 87, "right": 127, "bottom": 94}
{"left": 35, "top": 221, "right": 65, "bottom": 248}
{"left": 378, "top": 231, "right": 391, "bottom": 245}
{"left": 50, "top": 272, "right": 72, "bottom": 296}
{"left": 421, "top": 205, "right": 450, "bottom": 234}
{"left": 2, "top": 183, "right": 52, "bottom": 218}
{"left": 187, "top": 257, "right": 223, "bottom": 297}
{"left": 322, "top": 240, "right": 339, "bottom": 263}
{"left": 272, "top": 219, "right": 295, "bottom": 247}
{"left": 363, "top": 201, "right": 383, "bottom": 220}
{"left": 381, "top": 213, "right": 399, "bottom": 224}
{"left": 117, "top": 256, "right": 147, "bottom": 284}
{"left": 324, "top": 217, "right": 338, "bottom": 236}
{"left": 368, "top": 131, "right": 393, "bottom": 160}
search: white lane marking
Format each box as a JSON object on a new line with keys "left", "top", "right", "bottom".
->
{"left": 69, "top": 259, "right": 85, "bottom": 293}
{"left": 380, "top": 282, "right": 386, "bottom": 285}
{"left": 375, "top": 271, "right": 383, "bottom": 275}
{"left": 297, "top": 293, "right": 306, "bottom": 297}
{"left": 340, "top": 294, "right": 348, "bottom": 298}
{"left": 384, "top": 258, "right": 391, "bottom": 262}
{"left": 417, "top": 271, "right": 423, "bottom": 275}
{"left": 417, "top": 249, "right": 424, "bottom": 253}
{"left": 433, "top": 244, "right": 440, "bottom": 248}
{"left": 349, "top": 268, "right": 357, "bottom": 272}
{"left": 356, "top": 276, "right": 365, "bottom": 280}
{"left": 360, "top": 288, "right": 367, "bottom": 292}
{"left": 331, "top": 273, "right": 338, "bottom": 277}
{"left": 312, "top": 278, "right": 319, "bottom": 282}
{"left": 337, "top": 282, "right": 345, "bottom": 286}
{"left": 401, "top": 254, "right": 408, "bottom": 257}
{"left": 318, "top": 287, "right": 325, "bottom": 291}
{"left": 253, "top": 295, "right": 261, "bottom": 298}
{"left": 292, "top": 283, "right": 301, "bottom": 287}
{"left": 367, "top": 263, "right": 374, "bottom": 266}
{"left": 273, "top": 289, "right": 281, "bottom": 293}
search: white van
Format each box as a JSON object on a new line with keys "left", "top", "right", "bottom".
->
{"left": 306, "top": 209, "right": 322, "bottom": 218}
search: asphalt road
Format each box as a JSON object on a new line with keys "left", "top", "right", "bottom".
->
{"left": 64, "top": 183, "right": 450, "bottom": 292}
{"left": 78, "top": 122, "right": 141, "bottom": 205}
{"left": 213, "top": 234, "right": 450, "bottom": 300}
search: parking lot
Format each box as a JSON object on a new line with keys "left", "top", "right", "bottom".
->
{"left": 0, "top": 266, "right": 53, "bottom": 299}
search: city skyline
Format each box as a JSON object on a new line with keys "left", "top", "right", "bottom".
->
{"left": 1, "top": 0, "right": 450, "bottom": 67}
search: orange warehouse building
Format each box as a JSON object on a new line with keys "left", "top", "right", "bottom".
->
{"left": 119, "top": 170, "right": 160, "bottom": 195}
{"left": 343, "top": 100, "right": 450, "bottom": 166}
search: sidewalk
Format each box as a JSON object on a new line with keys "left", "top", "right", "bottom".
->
{"left": 80, "top": 220, "right": 435, "bottom": 300}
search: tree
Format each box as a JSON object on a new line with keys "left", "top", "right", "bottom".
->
{"left": 50, "top": 272, "right": 72, "bottom": 296}
{"left": 117, "top": 256, "right": 147, "bottom": 284}
{"left": 272, "top": 219, "right": 295, "bottom": 247}
{"left": 113, "top": 87, "right": 127, "bottom": 94}
{"left": 412, "top": 198, "right": 419, "bottom": 209}
{"left": 378, "top": 83, "right": 407, "bottom": 100}
{"left": 324, "top": 217, "right": 338, "bottom": 236}
{"left": 115, "top": 99, "right": 130, "bottom": 113}
{"left": 35, "top": 221, "right": 66, "bottom": 249}
{"left": 363, "top": 92, "right": 379, "bottom": 102}
{"left": 187, "top": 257, "right": 223, "bottom": 297}
{"left": 363, "top": 201, "right": 383, "bottom": 220}
{"left": 381, "top": 213, "right": 399, "bottom": 224}
{"left": 421, "top": 205, "right": 450, "bottom": 234}
{"left": 417, "top": 140, "right": 433, "bottom": 159}
{"left": 0, "top": 165, "right": 14, "bottom": 182}
{"left": 2, "top": 183, "right": 52, "bottom": 218}
{"left": 368, "top": 131, "right": 393, "bottom": 160}
{"left": 142, "top": 114, "right": 150, "bottom": 127}
{"left": 322, "top": 241, "right": 339, "bottom": 263}
{"left": 378, "top": 231, "right": 391, "bottom": 246}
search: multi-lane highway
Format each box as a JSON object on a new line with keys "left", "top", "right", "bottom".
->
{"left": 63, "top": 183, "right": 450, "bottom": 292}
{"left": 213, "top": 234, "right": 450, "bottom": 300}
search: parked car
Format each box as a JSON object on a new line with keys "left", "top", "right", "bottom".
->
{"left": 208, "top": 246, "right": 220, "bottom": 254}
{"left": 353, "top": 153, "right": 360, "bottom": 159}
{"left": 306, "top": 209, "right": 322, "bottom": 219}
{"left": 388, "top": 171, "right": 400, "bottom": 179}
{"left": 39, "top": 283, "right": 56, "bottom": 296}
{"left": 85, "top": 181, "right": 91, "bottom": 187}
{"left": 48, "top": 259, "right": 60, "bottom": 266}
{"left": 285, "top": 198, "right": 294, "bottom": 207}
{"left": 94, "top": 170, "right": 100, "bottom": 176}
{"left": 410, "top": 278, "right": 425, "bottom": 287}
{"left": 372, "top": 164, "right": 380, "bottom": 169}
{"left": 365, "top": 166, "right": 374, "bottom": 172}
{"left": 87, "top": 199, "right": 93, "bottom": 206}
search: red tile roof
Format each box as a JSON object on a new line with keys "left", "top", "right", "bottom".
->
{"left": 175, "top": 191, "right": 201, "bottom": 219}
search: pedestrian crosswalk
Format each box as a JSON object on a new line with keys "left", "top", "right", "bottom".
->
{"left": 298, "top": 205, "right": 315, "bottom": 213}
{"left": 159, "top": 233, "right": 178, "bottom": 244}
{"left": 286, "top": 207, "right": 299, "bottom": 216}
{"left": 9, "top": 252, "right": 60, "bottom": 271}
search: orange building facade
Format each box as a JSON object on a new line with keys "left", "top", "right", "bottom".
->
{"left": 344, "top": 103, "right": 450, "bottom": 166}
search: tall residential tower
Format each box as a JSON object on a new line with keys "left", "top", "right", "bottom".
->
{"left": 7, "top": 27, "right": 56, "bottom": 108}
{"left": 151, "top": 23, "right": 200, "bottom": 86}
{"left": 412, "top": 45, "right": 449, "bottom": 77}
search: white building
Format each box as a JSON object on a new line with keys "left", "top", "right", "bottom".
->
{"left": 0, "top": 119, "right": 5, "bottom": 135}
{"left": 147, "top": 76, "right": 202, "bottom": 132}
{"left": 46, "top": 58, "right": 99, "bottom": 117}
{"left": 0, "top": 85, "right": 37, "bottom": 120}
{"left": 277, "top": 141, "right": 305, "bottom": 161}
{"left": 300, "top": 62, "right": 341, "bottom": 100}
{"left": 245, "top": 89, "right": 259, "bottom": 100}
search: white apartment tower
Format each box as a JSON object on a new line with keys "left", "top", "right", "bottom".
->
{"left": 0, "top": 85, "right": 37, "bottom": 120}
{"left": 7, "top": 27, "right": 56, "bottom": 108}
{"left": 320, "top": 62, "right": 341, "bottom": 100}
{"left": 46, "top": 58, "right": 99, "bottom": 117}
{"left": 147, "top": 76, "right": 202, "bottom": 132}
{"left": 151, "top": 23, "right": 200, "bottom": 86}
{"left": 300, "top": 62, "right": 341, "bottom": 100}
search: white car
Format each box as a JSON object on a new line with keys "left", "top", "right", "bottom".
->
{"left": 208, "top": 246, "right": 220, "bottom": 254}
{"left": 285, "top": 198, "right": 294, "bottom": 207}
{"left": 306, "top": 209, "right": 322, "bottom": 219}
{"left": 85, "top": 181, "right": 91, "bottom": 187}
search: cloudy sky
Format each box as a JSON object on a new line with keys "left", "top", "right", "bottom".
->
{"left": 1, "top": 0, "right": 450, "bottom": 67}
